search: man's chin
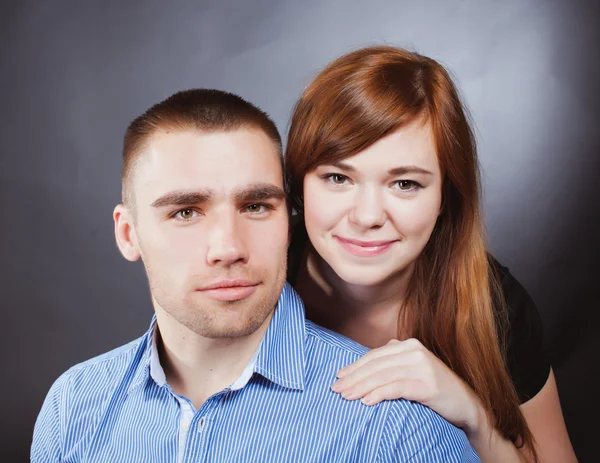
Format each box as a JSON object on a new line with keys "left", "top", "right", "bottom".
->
{"left": 192, "top": 303, "right": 275, "bottom": 339}
{"left": 197, "top": 317, "right": 270, "bottom": 339}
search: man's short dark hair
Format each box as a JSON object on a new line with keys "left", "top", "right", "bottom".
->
{"left": 122, "top": 89, "right": 282, "bottom": 205}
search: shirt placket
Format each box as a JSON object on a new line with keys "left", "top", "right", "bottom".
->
{"left": 175, "top": 396, "right": 195, "bottom": 463}
{"left": 180, "top": 391, "right": 228, "bottom": 463}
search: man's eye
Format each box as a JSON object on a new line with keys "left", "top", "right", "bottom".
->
{"left": 175, "top": 209, "right": 199, "bottom": 220}
{"left": 325, "top": 174, "right": 349, "bottom": 185}
{"left": 245, "top": 203, "right": 272, "bottom": 214}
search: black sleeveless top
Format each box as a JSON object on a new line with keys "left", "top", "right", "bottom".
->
{"left": 287, "top": 218, "right": 551, "bottom": 404}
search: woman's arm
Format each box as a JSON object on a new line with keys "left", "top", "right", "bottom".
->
{"left": 333, "top": 340, "right": 577, "bottom": 462}
{"left": 519, "top": 369, "right": 577, "bottom": 462}
{"left": 491, "top": 259, "right": 577, "bottom": 461}
{"left": 465, "top": 368, "right": 577, "bottom": 462}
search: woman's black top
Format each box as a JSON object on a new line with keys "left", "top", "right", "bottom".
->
{"left": 287, "top": 219, "right": 550, "bottom": 404}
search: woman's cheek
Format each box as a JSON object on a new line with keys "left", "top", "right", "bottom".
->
{"left": 391, "top": 196, "right": 441, "bottom": 235}
{"left": 305, "top": 187, "right": 347, "bottom": 231}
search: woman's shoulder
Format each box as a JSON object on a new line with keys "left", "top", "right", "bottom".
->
{"left": 488, "top": 255, "right": 551, "bottom": 403}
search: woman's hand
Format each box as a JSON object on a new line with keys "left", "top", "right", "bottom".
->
{"left": 332, "top": 338, "right": 484, "bottom": 434}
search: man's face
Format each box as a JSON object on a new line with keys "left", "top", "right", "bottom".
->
{"left": 120, "top": 128, "right": 289, "bottom": 339}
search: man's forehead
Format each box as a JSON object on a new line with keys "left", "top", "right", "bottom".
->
{"left": 133, "top": 128, "right": 284, "bottom": 199}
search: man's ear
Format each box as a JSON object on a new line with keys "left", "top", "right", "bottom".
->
{"left": 113, "top": 204, "right": 141, "bottom": 262}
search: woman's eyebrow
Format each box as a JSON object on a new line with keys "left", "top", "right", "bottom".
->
{"left": 388, "top": 166, "right": 433, "bottom": 176}
{"left": 328, "top": 161, "right": 356, "bottom": 172}
{"left": 323, "top": 162, "right": 433, "bottom": 176}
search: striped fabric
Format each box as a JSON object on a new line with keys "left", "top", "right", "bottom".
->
{"left": 32, "top": 283, "right": 479, "bottom": 462}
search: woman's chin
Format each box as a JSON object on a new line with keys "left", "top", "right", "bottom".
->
{"left": 331, "top": 267, "right": 393, "bottom": 288}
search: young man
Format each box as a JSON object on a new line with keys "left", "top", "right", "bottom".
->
{"left": 31, "top": 89, "right": 479, "bottom": 462}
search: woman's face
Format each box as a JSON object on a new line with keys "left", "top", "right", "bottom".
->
{"left": 303, "top": 120, "right": 443, "bottom": 287}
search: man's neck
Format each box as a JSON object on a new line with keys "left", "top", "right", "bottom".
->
{"left": 154, "top": 308, "right": 272, "bottom": 410}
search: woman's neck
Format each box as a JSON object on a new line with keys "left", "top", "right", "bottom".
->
{"left": 296, "top": 245, "right": 413, "bottom": 348}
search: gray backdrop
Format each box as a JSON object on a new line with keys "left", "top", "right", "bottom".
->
{"left": 1, "top": 0, "right": 598, "bottom": 461}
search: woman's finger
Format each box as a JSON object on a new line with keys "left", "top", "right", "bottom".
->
{"left": 334, "top": 354, "right": 405, "bottom": 390}
{"left": 337, "top": 338, "right": 423, "bottom": 378}
{"left": 333, "top": 349, "right": 429, "bottom": 392}
{"left": 336, "top": 364, "right": 423, "bottom": 400}
{"left": 336, "top": 347, "right": 394, "bottom": 378}
{"left": 360, "top": 380, "right": 423, "bottom": 406}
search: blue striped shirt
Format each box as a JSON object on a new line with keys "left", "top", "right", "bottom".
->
{"left": 32, "top": 283, "right": 479, "bottom": 462}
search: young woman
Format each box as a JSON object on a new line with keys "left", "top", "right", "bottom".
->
{"left": 285, "top": 46, "right": 576, "bottom": 462}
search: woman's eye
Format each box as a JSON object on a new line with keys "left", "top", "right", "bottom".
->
{"left": 175, "top": 209, "right": 198, "bottom": 220}
{"left": 395, "top": 180, "right": 419, "bottom": 191}
{"left": 326, "top": 174, "right": 349, "bottom": 185}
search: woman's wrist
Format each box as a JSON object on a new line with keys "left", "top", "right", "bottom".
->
{"left": 459, "top": 392, "right": 489, "bottom": 439}
{"left": 464, "top": 402, "right": 524, "bottom": 462}
{"left": 467, "top": 401, "right": 489, "bottom": 437}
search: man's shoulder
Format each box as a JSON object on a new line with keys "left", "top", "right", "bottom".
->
{"left": 66, "top": 335, "right": 144, "bottom": 377}
{"left": 32, "top": 332, "right": 152, "bottom": 460}
{"left": 378, "top": 395, "right": 479, "bottom": 461}
{"left": 49, "top": 334, "right": 148, "bottom": 404}
{"left": 305, "top": 320, "right": 369, "bottom": 360}
{"left": 303, "top": 322, "right": 478, "bottom": 461}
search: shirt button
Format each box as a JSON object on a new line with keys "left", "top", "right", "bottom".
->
{"left": 199, "top": 417, "right": 206, "bottom": 428}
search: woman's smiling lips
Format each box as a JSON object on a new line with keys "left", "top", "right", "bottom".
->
{"left": 334, "top": 236, "right": 397, "bottom": 257}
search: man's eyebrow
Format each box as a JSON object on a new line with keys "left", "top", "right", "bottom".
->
{"left": 233, "top": 184, "right": 287, "bottom": 202}
{"left": 150, "top": 190, "right": 212, "bottom": 208}
{"left": 388, "top": 166, "right": 434, "bottom": 176}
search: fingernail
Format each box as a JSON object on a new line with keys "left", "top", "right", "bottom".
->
{"left": 332, "top": 379, "right": 347, "bottom": 392}
{"left": 336, "top": 369, "right": 348, "bottom": 378}
{"left": 361, "top": 396, "right": 373, "bottom": 406}
{"left": 341, "top": 389, "right": 356, "bottom": 400}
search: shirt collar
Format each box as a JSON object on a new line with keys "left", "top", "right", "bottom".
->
{"left": 149, "top": 322, "right": 262, "bottom": 391}
{"left": 128, "top": 282, "right": 306, "bottom": 394}
{"left": 253, "top": 282, "right": 306, "bottom": 390}
{"left": 149, "top": 324, "right": 166, "bottom": 386}
{"left": 127, "top": 317, "right": 156, "bottom": 394}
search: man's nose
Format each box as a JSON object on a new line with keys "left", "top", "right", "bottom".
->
{"left": 205, "top": 210, "right": 249, "bottom": 266}
{"left": 348, "top": 186, "right": 387, "bottom": 230}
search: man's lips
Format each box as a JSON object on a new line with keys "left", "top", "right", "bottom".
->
{"left": 199, "top": 279, "right": 257, "bottom": 290}
{"left": 197, "top": 279, "right": 259, "bottom": 302}
{"left": 334, "top": 236, "right": 397, "bottom": 257}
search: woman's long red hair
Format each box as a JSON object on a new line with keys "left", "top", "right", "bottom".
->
{"left": 286, "top": 46, "right": 536, "bottom": 457}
